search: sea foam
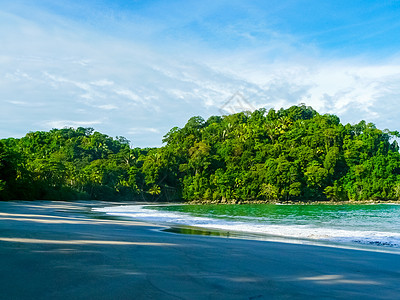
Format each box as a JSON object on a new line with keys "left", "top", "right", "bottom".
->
{"left": 93, "top": 204, "right": 400, "bottom": 249}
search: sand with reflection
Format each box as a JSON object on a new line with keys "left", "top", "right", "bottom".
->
{"left": 0, "top": 200, "right": 399, "bottom": 299}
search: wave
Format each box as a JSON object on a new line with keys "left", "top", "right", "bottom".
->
{"left": 93, "top": 205, "right": 400, "bottom": 249}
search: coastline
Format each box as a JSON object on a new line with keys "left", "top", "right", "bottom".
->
{"left": 187, "top": 199, "right": 400, "bottom": 205}
{"left": 98, "top": 202, "right": 400, "bottom": 254}
{"left": 1, "top": 200, "right": 400, "bottom": 299}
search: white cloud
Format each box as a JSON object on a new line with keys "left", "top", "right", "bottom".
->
{"left": 115, "top": 89, "right": 143, "bottom": 103}
{"left": 44, "top": 72, "right": 91, "bottom": 91}
{"left": 90, "top": 79, "right": 114, "bottom": 87}
{"left": 43, "top": 120, "right": 102, "bottom": 128}
{"left": 128, "top": 127, "right": 161, "bottom": 134}
{"left": 7, "top": 100, "right": 45, "bottom": 107}
{"left": 97, "top": 104, "right": 118, "bottom": 110}
{"left": 203, "top": 54, "right": 400, "bottom": 124}
{"left": 297, "top": 62, "right": 400, "bottom": 118}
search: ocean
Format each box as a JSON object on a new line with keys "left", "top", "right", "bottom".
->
{"left": 93, "top": 203, "right": 400, "bottom": 252}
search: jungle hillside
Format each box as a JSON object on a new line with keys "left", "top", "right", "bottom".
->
{"left": 1, "top": 105, "right": 400, "bottom": 203}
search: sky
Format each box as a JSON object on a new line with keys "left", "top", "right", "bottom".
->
{"left": 1, "top": 0, "right": 400, "bottom": 147}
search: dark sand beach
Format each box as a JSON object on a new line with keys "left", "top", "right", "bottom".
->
{"left": 1, "top": 201, "right": 400, "bottom": 299}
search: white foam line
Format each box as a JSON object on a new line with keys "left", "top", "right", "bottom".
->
{"left": 93, "top": 205, "right": 400, "bottom": 249}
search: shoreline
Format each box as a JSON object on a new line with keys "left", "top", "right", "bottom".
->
{"left": 161, "top": 223, "right": 400, "bottom": 256}
{"left": 187, "top": 199, "right": 400, "bottom": 205}
{"left": 1, "top": 200, "right": 400, "bottom": 299}
{"left": 98, "top": 201, "right": 400, "bottom": 254}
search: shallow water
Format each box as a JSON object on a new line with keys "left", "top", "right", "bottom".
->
{"left": 94, "top": 203, "right": 400, "bottom": 250}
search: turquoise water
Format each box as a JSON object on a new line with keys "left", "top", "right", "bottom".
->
{"left": 94, "top": 203, "right": 400, "bottom": 249}
{"left": 153, "top": 204, "right": 400, "bottom": 232}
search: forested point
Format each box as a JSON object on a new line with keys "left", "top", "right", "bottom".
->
{"left": 1, "top": 104, "right": 400, "bottom": 203}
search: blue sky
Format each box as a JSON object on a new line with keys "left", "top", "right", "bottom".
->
{"left": 1, "top": 0, "right": 400, "bottom": 147}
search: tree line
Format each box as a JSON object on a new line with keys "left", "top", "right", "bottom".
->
{"left": 1, "top": 104, "right": 400, "bottom": 202}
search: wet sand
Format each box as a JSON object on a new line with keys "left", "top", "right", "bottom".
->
{"left": 0, "top": 200, "right": 399, "bottom": 299}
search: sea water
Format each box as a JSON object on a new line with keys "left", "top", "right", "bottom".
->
{"left": 93, "top": 203, "right": 400, "bottom": 250}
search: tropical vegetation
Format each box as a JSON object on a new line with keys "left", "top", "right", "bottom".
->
{"left": 1, "top": 104, "right": 400, "bottom": 202}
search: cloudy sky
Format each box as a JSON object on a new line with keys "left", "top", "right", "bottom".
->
{"left": 1, "top": 0, "right": 400, "bottom": 147}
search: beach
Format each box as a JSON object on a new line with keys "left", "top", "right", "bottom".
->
{"left": 0, "top": 201, "right": 399, "bottom": 299}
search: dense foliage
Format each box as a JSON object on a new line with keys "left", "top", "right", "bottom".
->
{"left": 1, "top": 104, "right": 400, "bottom": 202}
{"left": 0, "top": 128, "right": 153, "bottom": 201}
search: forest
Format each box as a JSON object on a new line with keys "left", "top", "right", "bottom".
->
{"left": 1, "top": 104, "right": 400, "bottom": 202}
